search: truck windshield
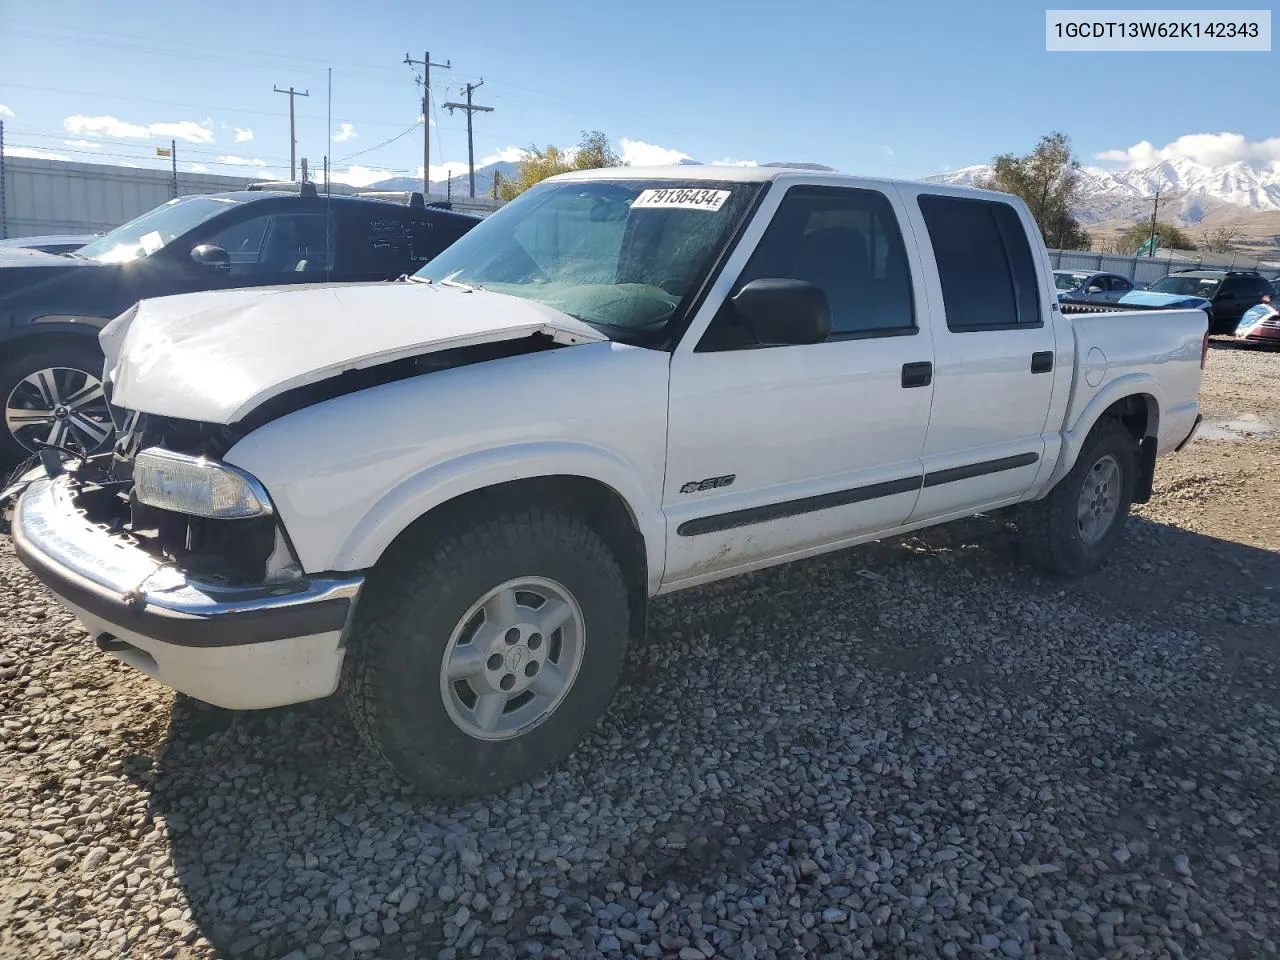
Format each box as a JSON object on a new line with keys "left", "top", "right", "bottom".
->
{"left": 78, "top": 195, "right": 242, "bottom": 264}
{"left": 415, "top": 179, "right": 761, "bottom": 343}
{"left": 1149, "top": 275, "right": 1222, "bottom": 297}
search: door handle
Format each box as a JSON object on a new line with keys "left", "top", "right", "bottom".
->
{"left": 901, "top": 361, "right": 933, "bottom": 388}
{"left": 1031, "top": 351, "right": 1054, "bottom": 374}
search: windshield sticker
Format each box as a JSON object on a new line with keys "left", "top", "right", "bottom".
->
{"left": 632, "top": 188, "right": 731, "bottom": 212}
{"left": 139, "top": 231, "right": 163, "bottom": 255}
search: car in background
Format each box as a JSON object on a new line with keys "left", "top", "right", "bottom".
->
{"left": 1234, "top": 302, "right": 1280, "bottom": 347}
{"left": 0, "top": 186, "right": 480, "bottom": 467}
{"left": 1115, "top": 289, "right": 1213, "bottom": 318}
{"left": 1146, "top": 269, "right": 1273, "bottom": 335}
{"left": 1054, "top": 269, "right": 1135, "bottom": 302}
{"left": 0, "top": 234, "right": 102, "bottom": 255}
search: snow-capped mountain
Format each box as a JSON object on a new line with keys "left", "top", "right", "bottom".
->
{"left": 930, "top": 158, "right": 1280, "bottom": 224}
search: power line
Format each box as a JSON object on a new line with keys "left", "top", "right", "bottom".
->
{"left": 334, "top": 120, "right": 421, "bottom": 165}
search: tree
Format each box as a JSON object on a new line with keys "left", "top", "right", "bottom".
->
{"left": 1117, "top": 221, "right": 1193, "bottom": 254}
{"left": 1199, "top": 224, "right": 1240, "bottom": 254}
{"left": 975, "top": 132, "right": 1091, "bottom": 250}
{"left": 498, "top": 130, "right": 623, "bottom": 201}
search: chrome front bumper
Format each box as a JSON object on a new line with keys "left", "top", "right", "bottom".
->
{"left": 11, "top": 474, "right": 364, "bottom": 709}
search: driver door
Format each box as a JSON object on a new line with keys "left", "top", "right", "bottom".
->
{"left": 661, "top": 183, "right": 935, "bottom": 587}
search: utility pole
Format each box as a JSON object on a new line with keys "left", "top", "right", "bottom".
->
{"left": 404, "top": 50, "right": 450, "bottom": 196}
{"left": 170, "top": 139, "right": 178, "bottom": 199}
{"left": 273, "top": 85, "right": 310, "bottom": 181}
{"left": 0, "top": 119, "right": 7, "bottom": 238}
{"left": 444, "top": 80, "right": 493, "bottom": 199}
{"left": 1146, "top": 188, "right": 1161, "bottom": 257}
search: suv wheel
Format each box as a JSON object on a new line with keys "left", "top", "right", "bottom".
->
{"left": 0, "top": 342, "right": 114, "bottom": 468}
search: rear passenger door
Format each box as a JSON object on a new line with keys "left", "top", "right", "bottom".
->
{"left": 897, "top": 189, "right": 1058, "bottom": 522}
{"left": 662, "top": 183, "right": 935, "bottom": 585}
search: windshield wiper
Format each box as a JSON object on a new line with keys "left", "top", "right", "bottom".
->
{"left": 439, "top": 276, "right": 478, "bottom": 293}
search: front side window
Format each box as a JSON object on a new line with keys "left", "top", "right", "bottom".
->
{"left": 918, "top": 195, "right": 1041, "bottom": 330}
{"left": 722, "top": 185, "right": 916, "bottom": 341}
{"left": 78, "top": 195, "right": 242, "bottom": 263}
{"left": 206, "top": 212, "right": 333, "bottom": 278}
{"left": 416, "top": 179, "right": 761, "bottom": 343}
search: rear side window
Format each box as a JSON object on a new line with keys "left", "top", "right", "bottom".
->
{"left": 338, "top": 209, "right": 414, "bottom": 276}
{"left": 918, "top": 195, "right": 1042, "bottom": 331}
{"left": 1242, "top": 276, "right": 1274, "bottom": 298}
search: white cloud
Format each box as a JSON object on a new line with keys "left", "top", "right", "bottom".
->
{"left": 0, "top": 104, "right": 14, "bottom": 118}
{"left": 333, "top": 122, "right": 358, "bottom": 143}
{"left": 185, "top": 162, "right": 209, "bottom": 173}
{"left": 63, "top": 139, "right": 101, "bottom": 150}
{"left": 8, "top": 146, "right": 70, "bottom": 161}
{"left": 619, "top": 138, "right": 691, "bottom": 166}
{"left": 882, "top": 145, "right": 895, "bottom": 157}
{"left": 420, "top": 162, "right": 470, "bottom": 183}
{"left": 65, "top": 114, "right": 150, "bottom": 138}
{"left": 150, "top": 120, "right": 215, "bottom": 144}
{"left": 1097, "top": 132, "right": 1280, "bottom": 168}
{"left": 326, "top": 165, "right": 396, "bottom": 188}
{"left": 478, "top": 146, "right": 527, "bottom": 166}
{"left": 63, "top": 114, "right": 215, "bottom": 143}
{"left": 711, "top": 158, "right": 757, "bottom": 167}
{"left": 234, "top": 127, "right": 254, "bottom": 143}
{"left": 215, "top": 154, "right": 268, "bottom": 167}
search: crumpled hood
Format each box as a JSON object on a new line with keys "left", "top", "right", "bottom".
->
{"left": 101, "top": 281, "right": 606, "bottom": 424}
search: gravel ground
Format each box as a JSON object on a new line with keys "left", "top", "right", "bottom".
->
{"left": 2, "top": 345, "right": 1278, "bottom": 960}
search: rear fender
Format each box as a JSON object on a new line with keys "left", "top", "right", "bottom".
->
{"left": 1047, "top": 374, "right": 1162, "bottom": 491}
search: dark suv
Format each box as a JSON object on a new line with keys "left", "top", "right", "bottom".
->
{"left": 1146, "top": 269, "right": 1275, "bottom": 336}
{"left": 0, "top": 186, "right": 480, "bottom": 466}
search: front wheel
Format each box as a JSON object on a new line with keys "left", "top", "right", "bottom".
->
{"left": 0, "top": 341, "right": 114, "bottom": 469}
{"left": 342, "top": 505, "right": 631, "bottom": 797}
{"left": 1020, "top": 418, "right": 1138, "bottom": 576}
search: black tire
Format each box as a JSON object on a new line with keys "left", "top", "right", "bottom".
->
{"left": 342, "top": 505, "right": 630, "bottom": 797}
{"left": 0, "top": 339, "right": 112, "bottom": 470}
{"left": 1020, "top": 418, "right": 1138, "bottom": 576}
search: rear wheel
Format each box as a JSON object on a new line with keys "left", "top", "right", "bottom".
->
{"left": 342, "top": 505, "right": 630, "bottom": 797}
{"left": 0, "top": 341, "right": 113, "bottom": 469}
{"left": 1020, "top": 418, "right": 1137, "bottom": 576}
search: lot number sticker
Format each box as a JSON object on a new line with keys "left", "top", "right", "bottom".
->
{"left": 632, "top": 188, "right": 731, "bottom": 212}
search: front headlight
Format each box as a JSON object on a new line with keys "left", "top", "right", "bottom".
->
{"left": 132, "top": 448, "right": 271, "bottom": 519}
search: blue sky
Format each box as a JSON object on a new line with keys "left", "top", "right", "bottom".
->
{"left": 0, "top": 0, "right": 1275, "bottom": 187}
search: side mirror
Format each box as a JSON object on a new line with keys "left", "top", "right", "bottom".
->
{"left": 730, "top": 278, "right": 831, "bottom": 346}
{"left": 1086, "top": 285, "right": 1103, "bottom": 295}
{"left": 190, "top": 244, "right": 231, "bottom": 273}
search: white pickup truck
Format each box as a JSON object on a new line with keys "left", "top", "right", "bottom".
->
{"left": 5, "top": 166, "right": 1207, "bottom": 797}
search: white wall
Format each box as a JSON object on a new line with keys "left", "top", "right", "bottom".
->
{"left": 0, "top": 157, "right": 501, "bottom": 238}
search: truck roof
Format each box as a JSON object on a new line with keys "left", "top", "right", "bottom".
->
{"left": 547, "top": 164, "right": 1021, "bottom": 203}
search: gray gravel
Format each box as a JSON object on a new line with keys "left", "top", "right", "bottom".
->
{"left": 2, "top": 347, "right": 1279, "bottom": 960}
